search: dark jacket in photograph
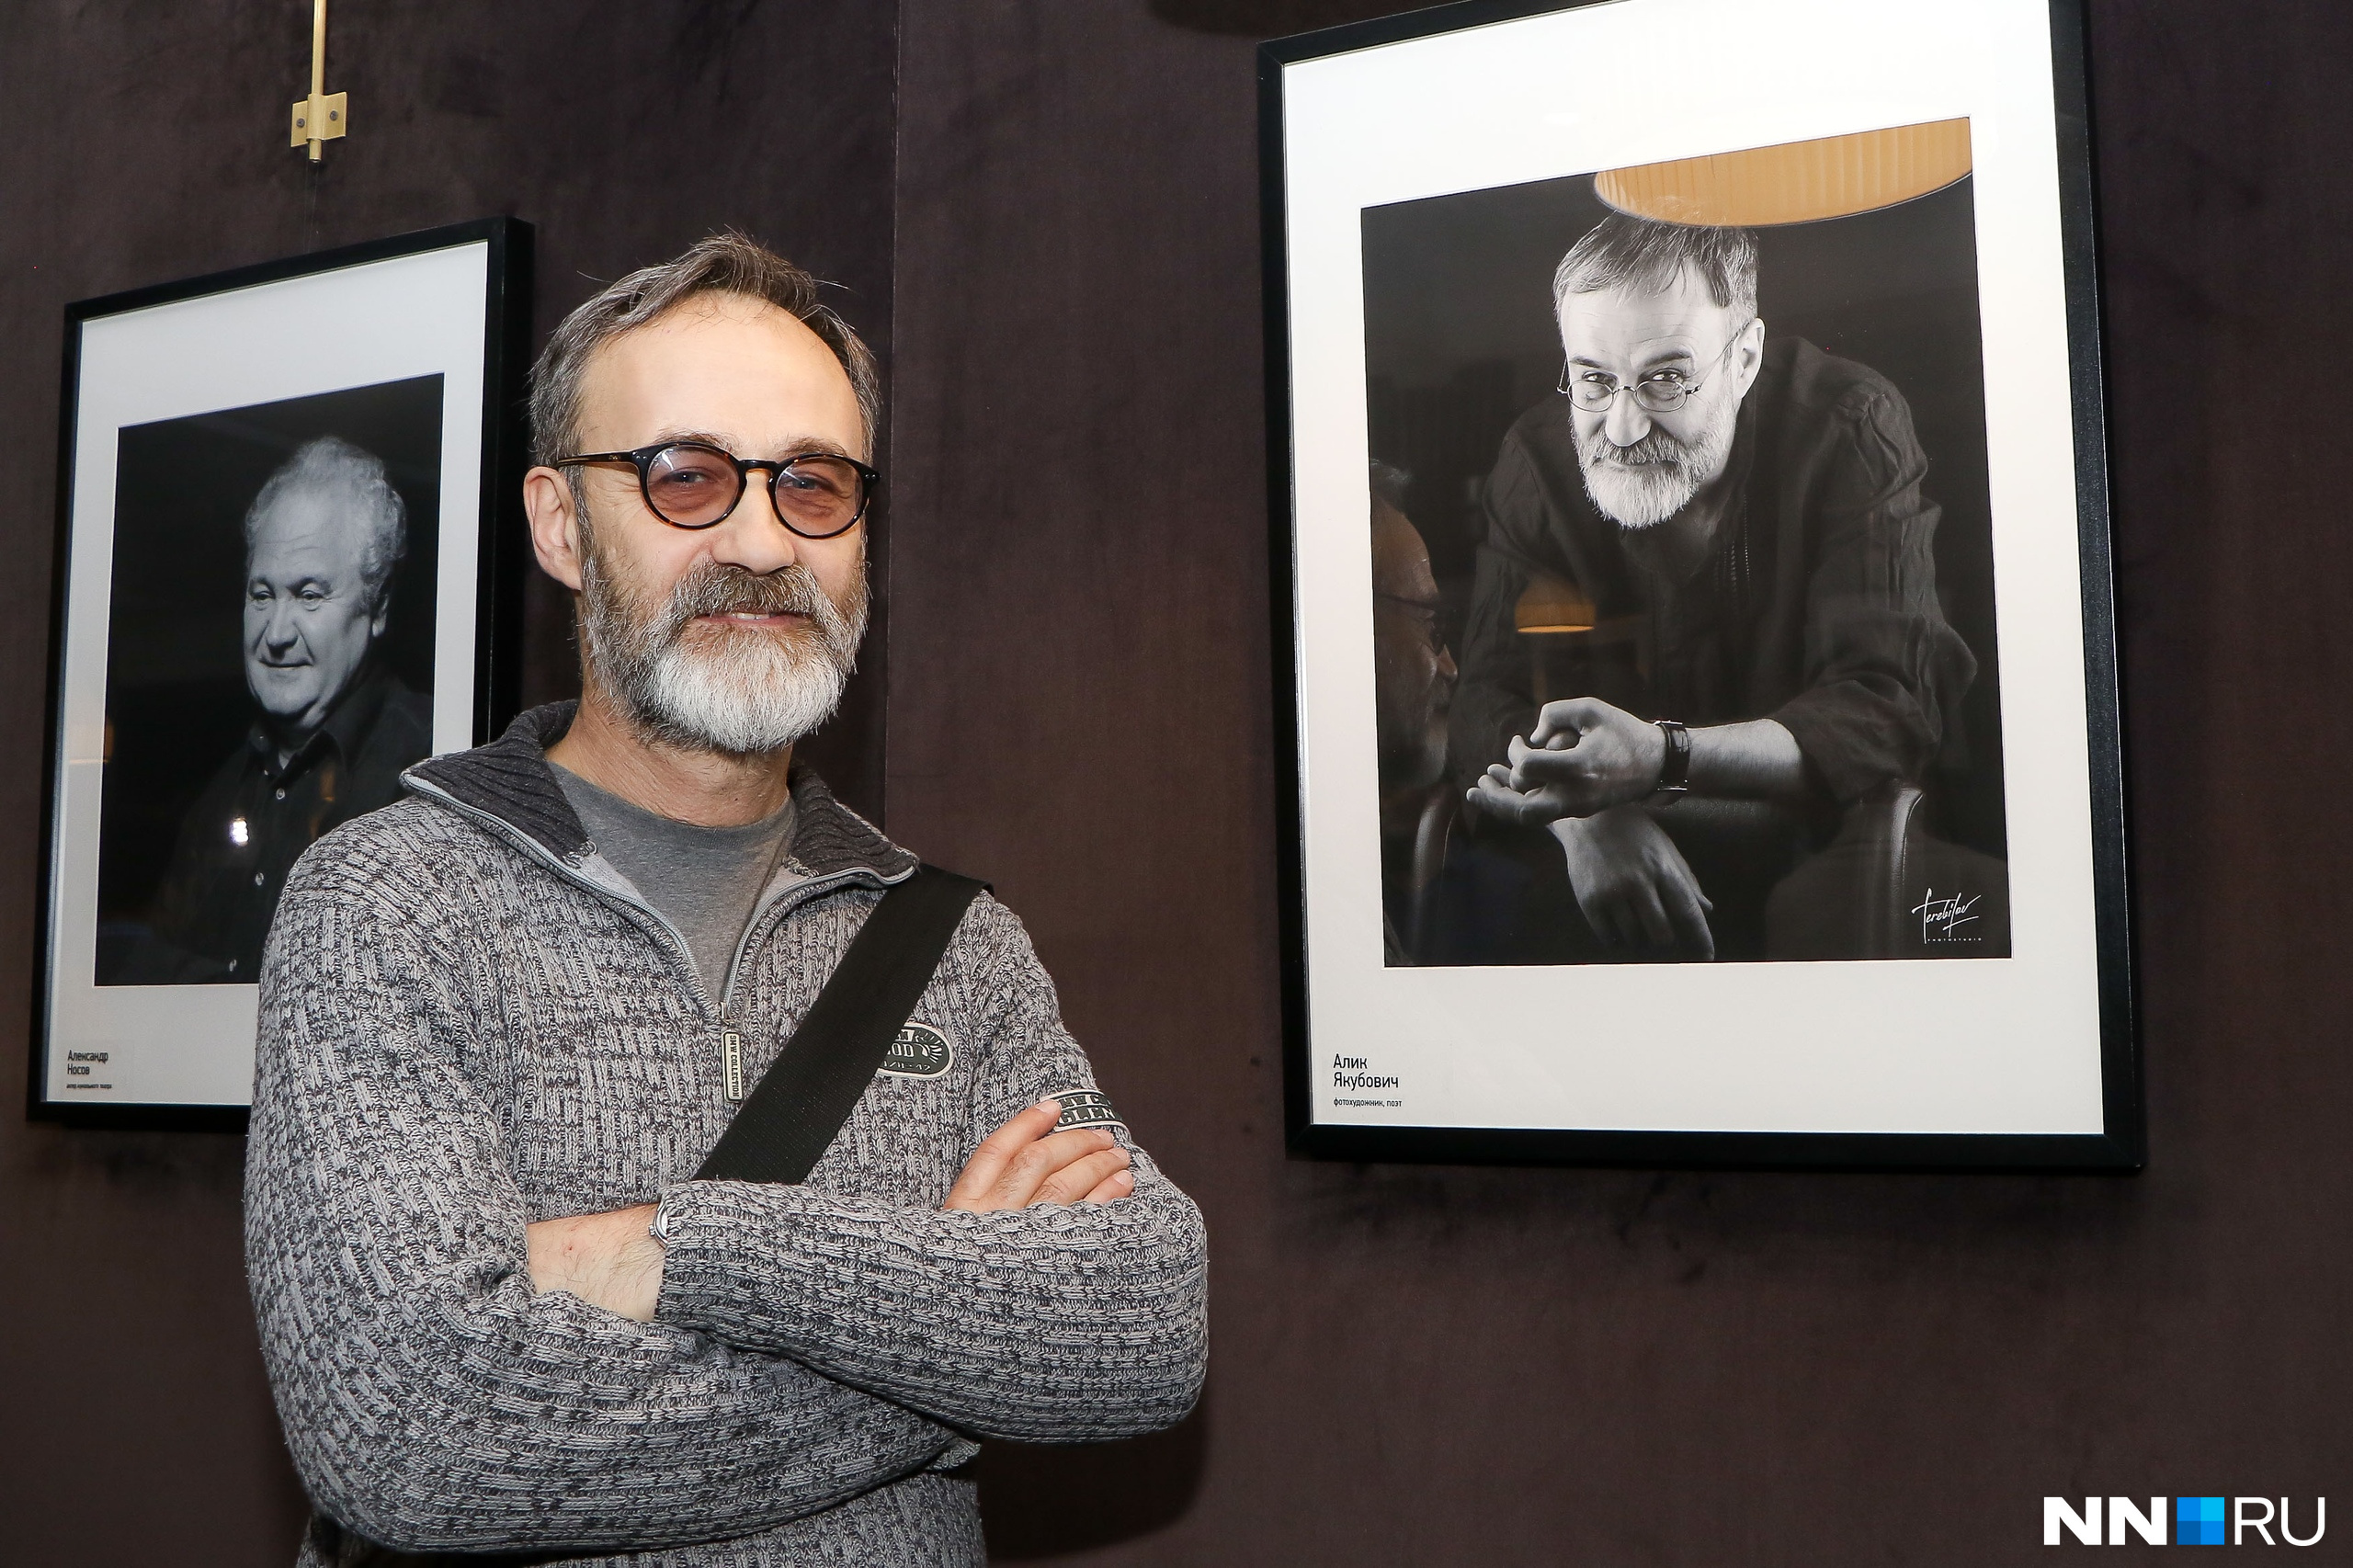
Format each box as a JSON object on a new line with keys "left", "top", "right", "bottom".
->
{"left": 138, "top": 664, "right": 433, "bottom": 983}
{"left": 1450, "top": 335, "right": 1977, "bottom": 808}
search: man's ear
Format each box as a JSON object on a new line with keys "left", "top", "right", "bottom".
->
{"left": 523, "top": 467, "right": 586, "bottom": 592}
{"left": 1732, "top": 315, "right": 1768, "bottom": 398}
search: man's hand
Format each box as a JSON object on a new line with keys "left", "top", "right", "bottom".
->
{"left": 1552, "top": 805, "right": 1715, "bottom": 960}
{"left": 527, "top": 1203, "right": 665, "bottom": 1321}
{"left": 944, "top": 1099, "right": 1134, "bottom": 1213}
{"left": 1468, "top": 699, "right": 1665, "bottom": 824}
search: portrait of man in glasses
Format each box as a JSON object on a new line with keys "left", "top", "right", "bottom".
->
{"left": 1453, "top": 213, "right": 1977, "bottom": 962}
{"left": 1368, "top": 460, "right": 1461, "bottom": 966}
{"left": 126, "top": 434, "right": 432, "bottom": 983}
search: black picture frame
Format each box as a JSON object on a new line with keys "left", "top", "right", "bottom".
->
{"left": 1259, "top": 1, "right": 2138, "bottom": 1170}
{"left": 29, "top": 217, "right": 534, "bottom": 1131}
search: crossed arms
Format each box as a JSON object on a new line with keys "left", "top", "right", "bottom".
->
{"left": 529, "top": 1097, "right": 1139, "bottom": 1323}
{"left": 245, "top": 867, "right": 1207, "bottom": 1555}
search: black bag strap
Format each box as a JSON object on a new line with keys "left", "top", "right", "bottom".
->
{"left": 695, "top": 864, "right": 987, "bottom": 1185}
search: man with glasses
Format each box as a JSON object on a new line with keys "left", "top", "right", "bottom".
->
{"left": 245, "top": 234, "right": 1206, "bottom": 1566}
{"left": 1457, "top": 214, "right": 1974, "bottom": 960}
{"left": 1370, "top": 461, "right": 1461, "bottom": 964}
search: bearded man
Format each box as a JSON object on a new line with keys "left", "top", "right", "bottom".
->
{"left": 1455, "top": 214, "right": 1974, "bottom": 961}
{"left": 244, "top": 235, "right": 1206, "bottom": 1567}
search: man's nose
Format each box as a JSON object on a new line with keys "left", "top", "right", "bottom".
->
{"left": 1604, "top": 386, "right": 1653, "bottom": 447}
{"left": 1437, "top": 643, "right": 1459, "bottom": 682}
{"left": 262, "top": 601, "right": 301, "bottom": 652}
{"left": 707, "top": 472, "right": 805, "bottom": 574}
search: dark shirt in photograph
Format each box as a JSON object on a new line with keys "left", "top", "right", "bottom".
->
{"left": 135, "top": 665, "right": 433, "bottom": 983}
{"left": 1449, "top": 335, "right": 1977, "bottom": 809}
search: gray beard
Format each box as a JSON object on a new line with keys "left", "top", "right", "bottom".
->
{"left": 1576, "top": 412, "right": 1735, "bottom": 530}
{"left": 577, "top": 524, "right": 869, "bottom": 757}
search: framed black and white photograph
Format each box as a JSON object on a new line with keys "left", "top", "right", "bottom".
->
{"left": 33, "top": 218, "right": 531, "bottom": 1123}
{"left": 1260, "top": 1, "right": 2134, "bottom": 1166}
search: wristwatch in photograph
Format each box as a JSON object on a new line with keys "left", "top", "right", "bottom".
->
{"left": 1653, "top": 719, "right": 1692, "bottom": 801}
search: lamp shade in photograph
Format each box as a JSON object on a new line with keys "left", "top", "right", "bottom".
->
{"left": 1595, "top": 118, "right": 1972, "bottom": 227}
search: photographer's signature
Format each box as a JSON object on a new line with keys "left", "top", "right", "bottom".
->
{"left": 1911, "top": 889, "right": 1984, "bottom": 943}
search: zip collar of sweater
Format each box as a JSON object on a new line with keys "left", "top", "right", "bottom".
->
{"left": 401, "top": 700, "right": 917, "bottom": 884}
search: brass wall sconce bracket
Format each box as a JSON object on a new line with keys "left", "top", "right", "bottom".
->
{"left": 288, "top": 0, "right": 347, "bottom": 163}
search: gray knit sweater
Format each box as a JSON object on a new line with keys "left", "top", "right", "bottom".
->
{"left": 244, "top": 704, "right": 1208, "bottom": 1565}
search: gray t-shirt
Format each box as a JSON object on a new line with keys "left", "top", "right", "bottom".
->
{"left": 552, "top": 764, "right": 797, "bottom": 1003}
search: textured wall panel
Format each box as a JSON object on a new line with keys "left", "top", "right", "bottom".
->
{"left": 884, "top": 3, "right": 2353, "bottom": 1562}
{"left": 0, "top": 4, "right": 897, "bottom": 1561}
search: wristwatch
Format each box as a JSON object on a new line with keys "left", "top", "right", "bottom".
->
{"left": 1652, "top": 719, "right": 1691, "bottom": 801}
{"left": 648, "top": 1196, "right": 678, "bottom": 1250}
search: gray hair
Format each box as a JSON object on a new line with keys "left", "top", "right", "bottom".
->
{"left": 1552, "top": 213, "right": 1759, "bottom": 322}
{"left": 529, "top": 232, "right": 880, "bottom": 466}
{"left": 244, "top": 435, "right": 407, "bottom": 613}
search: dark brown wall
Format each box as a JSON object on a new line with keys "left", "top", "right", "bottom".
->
{"left": 886, "top": 3, "right": 2351, "bottom": 1563}
{"left": 6, "top": 1, "right": 2351, "bottom": 1564}
{"left": 0, "top": 4, "right": 896, "bottom": 1561}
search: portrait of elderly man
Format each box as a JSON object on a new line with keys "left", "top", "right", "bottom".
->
{"left": 1454, "top": 213, "right": 1977, "bottom": 962}
{"left": 139, "top": 434, "right": 431, "bottom": 982}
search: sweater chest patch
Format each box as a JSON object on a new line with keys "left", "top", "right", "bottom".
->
{"left": 880, "top": 1022, "right": 955, "bottom": 1078}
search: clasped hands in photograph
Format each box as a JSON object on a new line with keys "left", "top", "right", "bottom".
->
{"left": 524, "top": 1098, "right": 1135, "bottom": 1322}
{"left": 1469, "top": 698, "right": 1716, "bottom": 960}
{"left": 1468, "top": 697, "right": 1667, "bottom": 826}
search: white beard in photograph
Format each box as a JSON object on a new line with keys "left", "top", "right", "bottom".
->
{"left": 578, "top": 527, "right": 869, "bottom": 757}
{"left": 1574, "top": 397, "right": 1737, "bottom": 530}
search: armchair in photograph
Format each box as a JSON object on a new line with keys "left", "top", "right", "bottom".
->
{"left": 1766, "top": 780, "right": 2011, "bottom": 960}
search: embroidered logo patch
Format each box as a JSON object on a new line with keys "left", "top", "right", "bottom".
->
{"left": 1051, "top": 1089, "right": 1125, "bottom": 1131}
{"left": 880, "top": 1022, "right": 955, "bottom": 1078}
